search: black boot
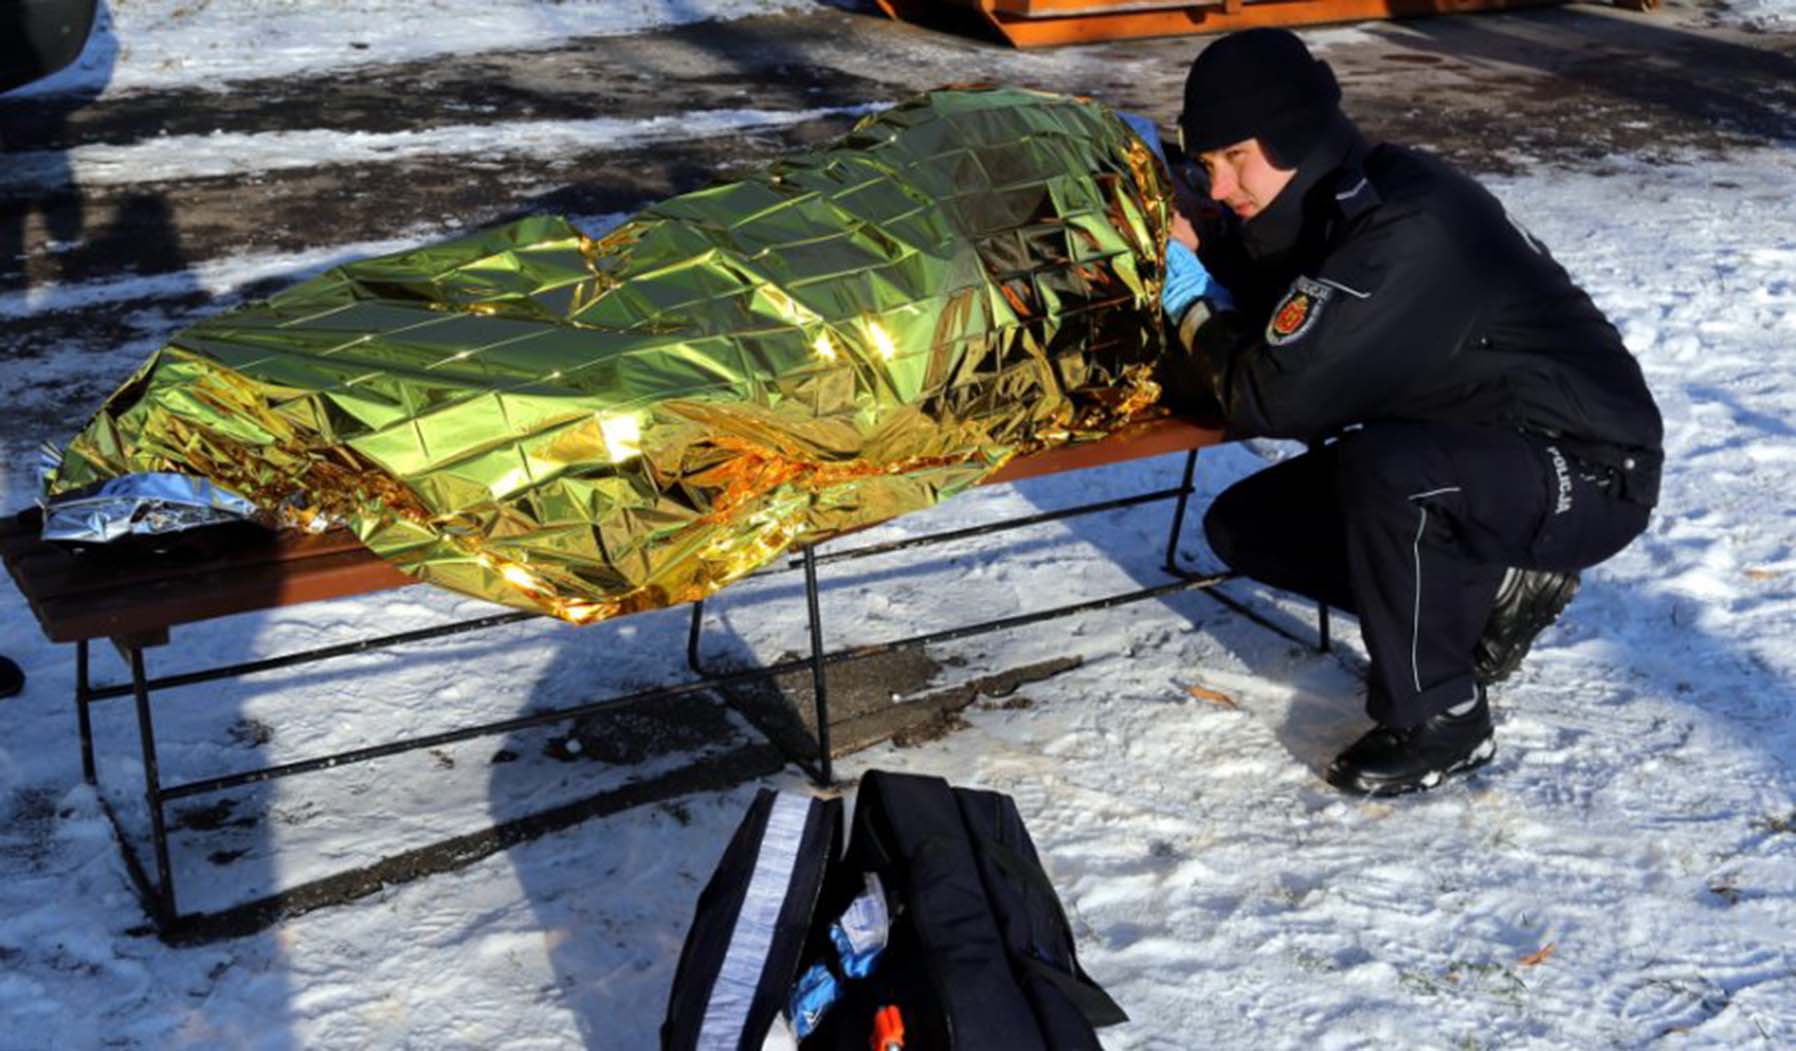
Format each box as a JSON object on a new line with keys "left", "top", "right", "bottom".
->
{"left": 0, "top": 656, "right": 22, "bottom": 700}
{"left": 1325, "top": 689, "right": 1495, "bottom": 796}
{"left": 1474, "top": 568, "right": 1579, "bottom": 684}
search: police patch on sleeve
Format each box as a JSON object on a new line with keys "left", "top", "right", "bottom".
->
{"left": 1266, "top": 276, "right": 1334, "bottom": 347}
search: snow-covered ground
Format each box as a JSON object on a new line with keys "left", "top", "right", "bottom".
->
{"left": 18, "top": 0, "right": 826, "bottom": 98}
{"left": 1719, "top": 0, "right": 1796, "bottom": 29}
{"left": 4, "top": 2, "right": 1796, "bottom": 1049}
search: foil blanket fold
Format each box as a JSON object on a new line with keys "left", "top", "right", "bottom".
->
{"left": 45, "top": 86, "right": 1174, "bottom": 622}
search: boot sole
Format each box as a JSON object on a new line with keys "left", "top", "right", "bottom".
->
{"left": 1326, "top": 736, "right": 1497, "bottom": 798}
{"left": 1475, "top": 575, "right": 1579, "bottom": 685}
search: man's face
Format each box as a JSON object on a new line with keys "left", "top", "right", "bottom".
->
{"left": 1195, "top": 137, "right": 1296, "bottom": 220}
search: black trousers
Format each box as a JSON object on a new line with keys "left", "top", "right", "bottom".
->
{"left": 1203, "top": 422, "right": 1651, "bottom": 727}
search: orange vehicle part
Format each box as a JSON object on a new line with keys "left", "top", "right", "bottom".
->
{"left": 873, "top": 0, "right": 1655, "bottom": 47}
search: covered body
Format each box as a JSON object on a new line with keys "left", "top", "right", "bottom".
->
{"left": 47, "top": 87, "right": 1173, "bottom": 621}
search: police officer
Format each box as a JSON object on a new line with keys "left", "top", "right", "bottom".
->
{"left": 1158, "top": 29, "right": 1663, "bottom": 795}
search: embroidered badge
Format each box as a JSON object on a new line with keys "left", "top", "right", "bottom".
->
{"left": 1266, "top": 276, "right": 1334, "bottom": 346}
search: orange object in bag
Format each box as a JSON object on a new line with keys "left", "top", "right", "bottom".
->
{"left": 871, "top": 1004, "right": 905, "bottom": 1051}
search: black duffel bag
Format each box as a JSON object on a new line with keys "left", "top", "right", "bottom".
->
{"left": 664, "top": 770, "right": 1126, "bottom": 1050}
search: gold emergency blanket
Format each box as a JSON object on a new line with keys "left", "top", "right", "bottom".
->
{"left": 47, "top": 87, "right": 1174, "bottom": 621}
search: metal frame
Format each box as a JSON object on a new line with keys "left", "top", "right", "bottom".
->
{"left": 72, "top": 447, "right": 1328, "bottom": 933}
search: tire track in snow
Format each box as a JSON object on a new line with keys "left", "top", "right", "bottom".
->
{"left": 0, "top": 104, "right": 888, "bottom": 193}
{"left": 0, "top": 28, "right": 891, "bottom": 151}
{"left": 1, "top": 109, "right": 872, "bottom": 308}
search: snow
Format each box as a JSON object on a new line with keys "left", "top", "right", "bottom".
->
{"left": 1712, "top": 0, "right": 1796, "bottom": 29}
{"left": 5, "top": 2, "right": 1796, "bottom": 1050}
{"left": 0, "top": 104, "right": 887, "bottom": 192}
{"left": 19, "top": 0, "right": 822, "bottom": 99}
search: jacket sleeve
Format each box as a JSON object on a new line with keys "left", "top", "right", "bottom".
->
{"left": 1189, "top": 205, "right": 1481, "bottom": 440}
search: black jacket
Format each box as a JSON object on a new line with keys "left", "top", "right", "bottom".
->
{"left": 1168, "top": 142, "right": 1663, "bottom": 506}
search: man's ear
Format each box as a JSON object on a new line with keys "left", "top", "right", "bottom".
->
{"left": 1252, "top": 136, "right": 1298, "bottom": 174}
{"left": 1166, "top": 153, "right": 1210, "bottom": 226}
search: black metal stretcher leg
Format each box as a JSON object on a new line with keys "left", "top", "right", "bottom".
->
{"left": 685, "top": 599, "right": 708, "bottom": 678}
{"left": 78, "top": 640, "right": 179, "bottom": 927}
{"left": 127, "top": 646, "right": 178, "bottom": 924}
{"left": 1161, "top": 446, "right": 1331, "bottom": 651}
{"left": 688, "top": 593, "right": 832, "bottom": 785}
{"left": 1306, "top": 437, "right": 1333, "bottom": 653}
{"left": 1162, "top": 449, "right": 1200, "bottom": 576}
{"left": 75, "top": 639, "right": 97, "bottom": 784}
{"left": 800, "top": 544, "right": 833, "bottom": 787}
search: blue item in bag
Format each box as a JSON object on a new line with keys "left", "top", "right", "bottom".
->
{"left": 787, "top": 962, "right": 840, "bottom": 1040}
{"left": 828, "top": 872, "right": 891, "bottom": 979}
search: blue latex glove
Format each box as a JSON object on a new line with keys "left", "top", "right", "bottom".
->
{"left": 1162, "top": 239, "right": 1233, "bottom": 321}
{"left": 787, "top": 962, "right": 840, "bottom": 1040}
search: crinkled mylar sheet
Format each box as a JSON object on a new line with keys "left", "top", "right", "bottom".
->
{"left": 45, "top": 86, "right": 1174, "bottom": 622}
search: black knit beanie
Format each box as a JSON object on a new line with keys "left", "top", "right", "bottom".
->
{"left": 1177, "top": 29, "right": 1342, "bottom": 168}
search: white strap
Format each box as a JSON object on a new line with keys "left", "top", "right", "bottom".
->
{"left": 696, "top": 793, "right": 813, "bottom": 1051}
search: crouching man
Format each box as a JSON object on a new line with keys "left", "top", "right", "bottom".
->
{"left": 1157, "top": 29, "right": 1663, "bottom": 795}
